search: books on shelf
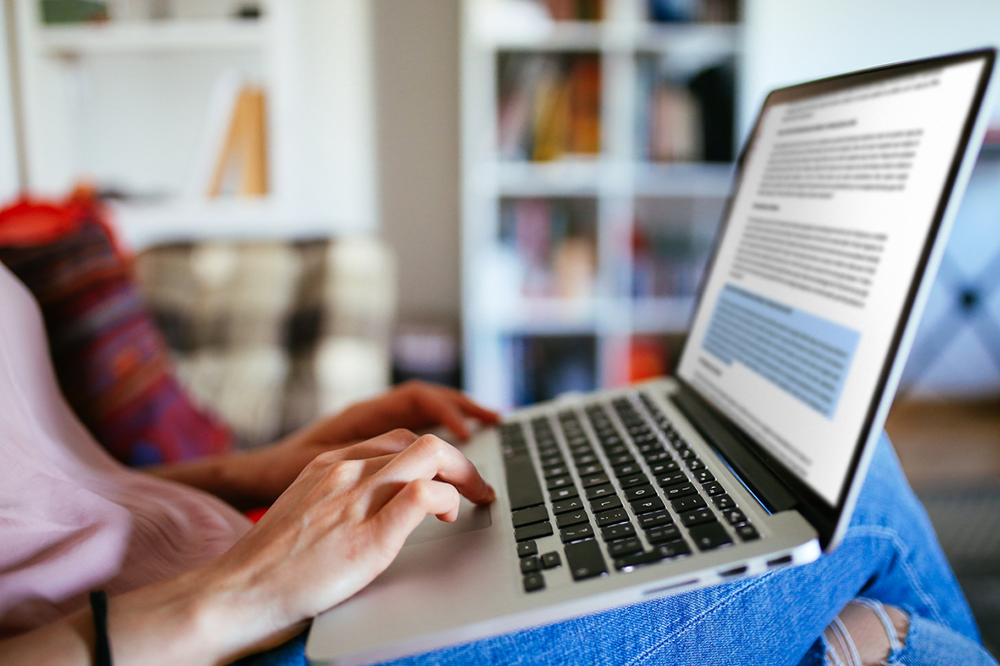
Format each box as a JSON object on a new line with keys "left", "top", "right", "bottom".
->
{"left": 636, "top": 56, "right": 734, "bottom": 163}
{"left": 647, "top": 0, "right": 738, "bottom": 23}
{"left": 541, "top": 0, "right": 604, "bottom": 21}
{"left": 631, "top": 225, "right": 707, "bottom": 298}
{"left": 499, "top": 198, "right": 596, "bottom": 299}
{"left": 497, "top": 53, "right": 601, "bottom": 161}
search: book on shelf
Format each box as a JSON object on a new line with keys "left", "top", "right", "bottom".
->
{"left": 499, "top": 198, "right": 596, "bottom": 299}
{"left": 636, "top": 57, "right": 734, "bottom": 163}
{"left": 497, "top": 53, "right": 601, "bottom": 161}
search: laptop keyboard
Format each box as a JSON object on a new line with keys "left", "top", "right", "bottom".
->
{"left": 501, "top": 391, "right": 761, "bottom": 593}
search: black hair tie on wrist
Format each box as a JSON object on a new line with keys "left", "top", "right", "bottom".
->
{"left": 89, "top": 591, "right": 112, "bottom": 666}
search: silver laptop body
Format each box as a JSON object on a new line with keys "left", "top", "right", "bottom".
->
{"left": 308, "top": 50, "right": 997, "bottom": 665}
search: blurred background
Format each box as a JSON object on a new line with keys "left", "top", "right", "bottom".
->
{"left": 0, "top": 0, "right": 998, "bottom": 651}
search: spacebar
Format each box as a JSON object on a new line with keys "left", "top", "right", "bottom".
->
{"left": 504, "top": 456, "right": 544, "bottom": 510}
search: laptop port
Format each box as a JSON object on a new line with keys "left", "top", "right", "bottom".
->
{"left": 719, "top": 565, "right": 748, "bottom": 578}
{"left": 767, "top": 554, "right": 794, "bottom": 569}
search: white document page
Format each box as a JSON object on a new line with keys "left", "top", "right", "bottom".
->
{"left": 678, "top": 59, "right": 986, "bottom": 505}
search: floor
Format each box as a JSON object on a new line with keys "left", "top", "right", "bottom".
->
{"left": 884, "top": 398, "right": 1000, "bottom": 655}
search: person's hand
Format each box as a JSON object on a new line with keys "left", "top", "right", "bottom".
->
{"left": 241, "top": 381, "right": 500, "bottom": 502}
{"left": 303, "top": 380, "right": 501, "bottom": 445}
{"left": 148, "top": 381, "right": 500, "bottom": 508}
{"left": 181, "top": 428, "right": 496, "bottom": 662}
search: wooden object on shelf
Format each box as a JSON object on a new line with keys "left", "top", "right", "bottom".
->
{"left": 207, "top": 86, "right": 269, "bottom": 198}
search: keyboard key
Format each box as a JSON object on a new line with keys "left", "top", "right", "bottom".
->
{"left": 560, "top": 524, "right": 595, "bottom": 543}
{"left": 577, "top": 463, "right": 604, "bottom": 477}
{"left": 624, "top": 485, "right": 656, "bottom": 502}
{"left": 722, "top": 508, "right": 747, "bottom": 525}
{"left": 565, "top": 539, "right": 607, "bottom": 581}
{"left": 603, "top": 444, "right": 628, "bottom": 457}
{"left": 649, "top": 460, "right": 679, "bottom": 476}
{"left": 517, "top": 541, "right": 538, "bottom": 558}
{"left": 543, "top": 465, "right": 569, "bottom": 479}
{"left": 656, "top": 472, "right": 688, "bottom": 488}
{"left": 574, "top": 454, "right": 599, "bottom": 466}
{"left": 619, "top": 474, "right": 650, "bottom": 489}
{"left": 601, "top": 523, "right": 636, "bottom": 542}
{"left": 582, "top": 473, "right": 611, "bottom": 488}
{"left": 523, "top": 572, "right": 545, "bottom": 592}
{"left": 680, "top": 508, "right": 716, "bottom": 528}
{"left": 679, "top": 448, "right": 697, "bottom": 460}
{"left": 645, "top": 524, "right": 683, "bottom": 544}
{"left": 630, "top": 496, "right": 665, "bottom": 514}
{"left": 670, "top": 495, "right": 707, "bottom": 513}
{"left": 541, "top": 551, "right": 562, "bottom": 569}
{"left": 520, "top": 556, "right": 540, "bottom": 574}
{"left": 540, "top": 455, "right": 563, "bottom": 469}
{"left": 590, "top": 495, "right": 623, "bottom": 512}
{"left": 686, "top": 458, "right": 706, "bottom": 471}
{"left": 595, "top": 507, "right": 629, "bottom": 527}
{"left": 692, "top": 469, "right": 715, "bottom": 484}
{"left": 550, "top": 486, "right": 579, "bottom": 502}
{"left": 552, "top": 497, "right": 584, "bottom": 514}
{"left": 643, "top": 450, "right": 672, "bottom": 464}
{"left": 512, "top": 505, "right": 549, "bottom": 527}
{"left": 613, "top": 462, "right": 642, "bottom": 477}
{"left": 504, "top": 456, "right": 545, "bottom": 511}
{"left": 688, "top": 523, "right": 733, "bottom": 551}
{"left": 585, "top": 484, "right": 616, "bottom": 500}
{"left": 607, "top": 537, "right": 644, "bottom": 558}
{"left": 637, "top": 510, "right": 673, "bottom": 530}
{"left": 735, "top": 523, "right": 760, "bottom": 541}
{"left": 663, "top": 483, "right": 697, "bottom": 500}
{"left": 713, "top": 495, "right": 737, "bottom": 510}
{"left": 614, "top": 541, "right": 691, "bottom": 570}
{"left": 556, "top": 510, "right": 590, "bottom": 529}
{"left": 546, "top": 475, "right": 573, "bottom": 490}
{"left": 515, "top": 521, "right": 553, "bottom": 542}
{"left": 608, "top": 453, "right": 635, "bottom": 466}
{"left": 702, "top": 481, "right": 726, "bottom": 497}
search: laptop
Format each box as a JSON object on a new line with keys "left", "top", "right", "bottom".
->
{"left": 307, "top": 49, "right": 997, "bottom": 665}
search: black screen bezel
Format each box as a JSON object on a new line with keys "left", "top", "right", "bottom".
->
{"left": 674, "top": 48, "right": 996, "bottom": 547}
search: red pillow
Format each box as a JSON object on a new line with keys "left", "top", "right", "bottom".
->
{"left": 0, "top": 192, "right": 232, "bottom": 466}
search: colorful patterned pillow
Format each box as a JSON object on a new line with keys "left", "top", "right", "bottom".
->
{"left": 0, "top": 193, "right": 232, "bottom": 466}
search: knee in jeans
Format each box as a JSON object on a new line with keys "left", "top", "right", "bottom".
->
{"left": 823, "top": 598, "right": 909, "bottom": 666}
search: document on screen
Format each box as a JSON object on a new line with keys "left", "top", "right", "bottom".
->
{"left": 678, "top": 59, "right": 986, "bottom": 504}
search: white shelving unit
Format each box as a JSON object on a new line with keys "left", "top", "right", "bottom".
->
{"left": 12, "top": 0, "right": 378, "bottom": 249}
{"left": 461, "top": 0, "right": 739, "bottom": 409}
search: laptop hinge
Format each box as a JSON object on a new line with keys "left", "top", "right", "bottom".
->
{"left": 670, "top": 386, "right": 798, "bottom": 514}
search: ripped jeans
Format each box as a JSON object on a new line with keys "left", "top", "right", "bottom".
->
{"left": 241, "top": 434, "right": 997, "bottom": 666}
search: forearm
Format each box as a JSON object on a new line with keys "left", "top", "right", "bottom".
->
{"left": 146, "top": 452, "right": 273, "bottom": 510}
{"left": 0, "top": 568, "right": 268, "bottom": 666}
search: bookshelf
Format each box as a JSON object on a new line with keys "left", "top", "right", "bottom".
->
{"left": 12, "top": 0, "right": 377, "bottom": 248}
{"left": 461, "top": 0, "right": 740, "bottom": 409}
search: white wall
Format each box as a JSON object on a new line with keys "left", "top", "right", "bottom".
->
{"left": 740, "top": 0, "right": 1000, "bottom": 139}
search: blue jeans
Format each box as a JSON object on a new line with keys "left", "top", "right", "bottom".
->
{"left": 236, "top": 434, "right": 996, "bottom": 666}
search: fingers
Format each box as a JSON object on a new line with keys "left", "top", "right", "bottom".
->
{"left": 371, "top": 435, "right": 496, "bottom": 512}
{"left": 449, "top": 389, "right": 501, "bottom": 424}
{"left": 371, "top": 478, "right": 463, "bottom": 552}
{"left": 338, "top": 428, "right": 417, "bottom": 460}
{"left": 414, "top": 389, "right": 472, "bottom": 440}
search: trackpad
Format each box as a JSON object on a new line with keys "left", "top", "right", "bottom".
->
{"left": 403, "top": 500, "right": 493, "bottom": 546}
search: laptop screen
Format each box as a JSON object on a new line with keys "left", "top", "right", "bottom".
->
{"left": 677, "top": 54, "right": 990, "bottom": 507}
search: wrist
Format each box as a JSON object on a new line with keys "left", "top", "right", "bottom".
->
{"left": 105, "top": 560, "right": 292, "bottom": 666}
